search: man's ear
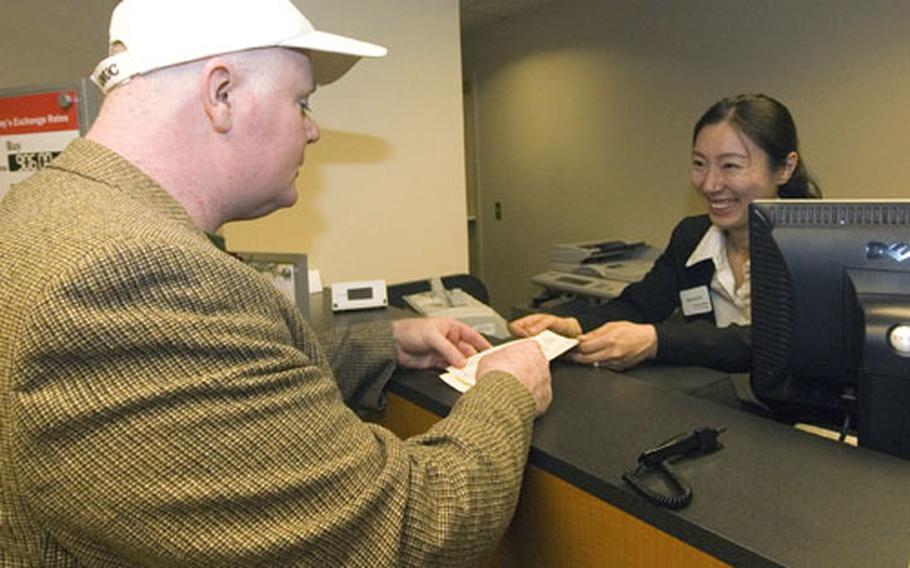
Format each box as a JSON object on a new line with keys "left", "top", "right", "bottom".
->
{"left": 201, "top": 58, "right": 233, "bottom": 133}
{"left": 777, "top": 151, "right": 799, "bottom": 185}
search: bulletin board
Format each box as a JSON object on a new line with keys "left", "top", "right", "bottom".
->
{"left": 0, "top": 79, "right": 99, "bottom": 199}
{"left": 232, "top": 252, "right": 310, "bottom": 320}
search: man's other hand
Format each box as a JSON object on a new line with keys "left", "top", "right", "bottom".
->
{"left": 391, "top": 318, "right": 492, "bottom": 369}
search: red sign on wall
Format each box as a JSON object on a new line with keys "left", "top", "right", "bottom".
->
{"left": 1, "top": 90, "right": 82, "bottom": 197}
{"left": 0, "top": 91, "right": 80, "bottom": 136}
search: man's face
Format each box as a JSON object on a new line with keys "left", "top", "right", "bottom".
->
{"left": 232, "top": 48, "right": 321, "bottom": 219}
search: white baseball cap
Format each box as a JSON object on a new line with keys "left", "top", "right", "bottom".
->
{"left": 91, "top": 0, "right": 387, "bottom": 94}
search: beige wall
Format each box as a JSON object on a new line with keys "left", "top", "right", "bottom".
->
{"left": 1, "top": 0, "right": 469, "bottom": 288}
{"left": 223, "top": 1, "right": 469, "bottom": 286}
{"left": 0, "top": 2, "right": 110, "bottom": 86}
{"left": 463, "top": 0, "right": 910, "bottom": 313}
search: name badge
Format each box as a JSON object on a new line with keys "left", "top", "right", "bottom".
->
{"left": 679, "top": 285, "right": 713, "bottom": 317}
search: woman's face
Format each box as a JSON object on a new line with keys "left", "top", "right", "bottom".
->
{"left": 690, "top": 120, "right": 789, "bottom": 234}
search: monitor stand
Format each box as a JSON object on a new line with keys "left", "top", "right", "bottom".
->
{"left": 857, "top": 296, "right": 910, "bottom": 459}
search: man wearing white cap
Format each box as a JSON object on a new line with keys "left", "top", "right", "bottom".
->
{"left": 0, "top": 1, "right": 552, "bottom": 565}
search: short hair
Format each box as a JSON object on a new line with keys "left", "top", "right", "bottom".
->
{"left": 693, "top": 93, "right": 821, "bottom": 199}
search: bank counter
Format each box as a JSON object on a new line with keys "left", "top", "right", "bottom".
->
{"left": 308, "top": 292, "right": 910, "bottom": 568}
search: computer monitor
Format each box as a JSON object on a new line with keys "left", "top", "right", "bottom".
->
{"left": 749, "top": 199, "right": 910, "bottom": 459}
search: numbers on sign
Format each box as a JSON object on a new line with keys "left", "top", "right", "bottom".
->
{"left": 7, "top": 151, "right": 59, "bottom": 172}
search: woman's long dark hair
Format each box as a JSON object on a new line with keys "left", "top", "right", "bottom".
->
{"left": 693, "top": 94, "right": 821, "bottom": 198}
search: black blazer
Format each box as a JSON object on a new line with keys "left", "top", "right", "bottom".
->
{"left": 569, "top": 215, "right": 750, "bottom": 372}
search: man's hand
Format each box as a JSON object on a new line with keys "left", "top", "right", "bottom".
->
{"left": 476, "top": 340, "right": 552, "bottom": 416}
{"left": 391, "top": 318, "right": 492, "bottom": 369}
{"left": 509, "top": 313, "right": 582, "bottom": 338}
{"left": 568, "top": 321, "right": 658, "bottom": 371}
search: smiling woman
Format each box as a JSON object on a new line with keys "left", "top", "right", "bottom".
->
{"left": 509, "top": 93, "right": 821, "bottom": 373}
{"left": 689, "top": 94, "right": 821, "bottom": 295}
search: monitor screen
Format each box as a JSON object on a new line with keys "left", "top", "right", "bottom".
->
{"left": 749, "top": 199, "right": 910, "bottom": 459}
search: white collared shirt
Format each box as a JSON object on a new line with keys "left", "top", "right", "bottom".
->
{"left": 685, "top": 225, "right": 751, "bottom": 327}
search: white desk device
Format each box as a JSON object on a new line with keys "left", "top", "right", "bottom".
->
{"left": 531, "top": 240, "right": 658, "bottom": 301}
{"left": 403, "top": 277, "right": 510, "bottom": 339}
{"left": 331, "top": 279, "right": 388, "bottom": 312}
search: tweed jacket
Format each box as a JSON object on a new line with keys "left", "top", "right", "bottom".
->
{"left": 569, "top": 215, "right": 751, "bottom": 372}
{"left": 0, "top": 139, "right": 536, "bottom": 566}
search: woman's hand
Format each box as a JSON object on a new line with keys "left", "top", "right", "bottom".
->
{"left": 509, "top": 313, "right": 582, "bottom": 338}
{"left": 569, "top": 321, "right": 658, "bottom": 371}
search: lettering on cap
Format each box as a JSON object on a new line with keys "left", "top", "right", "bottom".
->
{"left": 96, "top": 64, "right": 120, "bottom": 88}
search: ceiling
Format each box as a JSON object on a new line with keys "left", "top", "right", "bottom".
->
{"left": 460, "top": 0, "right": 557, "bottom": 31}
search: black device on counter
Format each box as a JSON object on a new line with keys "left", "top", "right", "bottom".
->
{"left": 622, "top": 426, "right": 725, "bottom": 510}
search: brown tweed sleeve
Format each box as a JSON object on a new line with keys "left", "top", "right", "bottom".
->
{"left": 9, "top": 236, "right": 535, "bottom": 566}
{"left": 316, "top": 321, "right": 398, "bottom": 411}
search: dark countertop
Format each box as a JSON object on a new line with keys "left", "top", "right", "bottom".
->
{"left": 310, "top": 293, "right": 910, "bottom": 567}
{"left": 390, "top": 362, "right": 910, "bottom": 568}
